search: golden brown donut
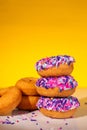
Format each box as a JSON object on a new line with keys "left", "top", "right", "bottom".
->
{"left": 37, "top": 96, "right": 80, "bottom": 118}
{"left": 36, "top": 87, "right": 76, "bottom": 97}
{"left": 18, "top": 96, "right": 40, "bottom": 110}
{"left": 36, "top": 76, "right": 77, "bottom": 97}
{"left": 0, "top": 87, "right": 9, "bottom": 95}
{"left": 40, "top": 108, "right": 77, "bottom": 118}
{"left": 35, "top": 55, "right": 75, "bottom": 77}
{"left": 15, "top": 77, "right": 39, "bottom": 96}
{"left": 0, "top": 87, "right": 22, "bottom": 116}
{"left": 38, "top": 63, "right": 73, "bottom": 77}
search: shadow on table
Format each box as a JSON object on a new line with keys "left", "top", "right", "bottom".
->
{"left": 12, "top": 109, "right": 29, "bottom": 116}
{"left": 75, "top": 97, "right": 87, "bottom": 118}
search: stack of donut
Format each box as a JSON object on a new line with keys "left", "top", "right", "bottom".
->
{"left": 15, "top": 77, "right": 40, "bottom": 111}
{"left": 35, "top": 55, "right": 80, "bottom": 118}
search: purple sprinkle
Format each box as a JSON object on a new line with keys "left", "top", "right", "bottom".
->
{"left": 32, "top": 112, "right": 35, "bottom": 114}
{"left": 58, "top": 127, "right": 62, "bottom": 130}
{"left": 65, "top": 122, "right": 68, "bottom": 125}
{"left": 30, "top": 119, "right": 37, "bottom": 121}
{"left": 11, "top": 122, "right": 15, "bottom": 125}
{"left": 46, "top": 121, "right": 49, "bottom": 123}
{"left": 36, "top": 123, "right": 38, "bottom": 125}
{"left": 22, "top": 118, "right": 27, "bottom": 120}
{"left": 7, "top": 116, "right": 10, "bottom": 118}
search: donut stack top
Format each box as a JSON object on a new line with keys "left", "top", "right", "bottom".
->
{"left": 35, "top": 55, "right": 75, "bottom": 71}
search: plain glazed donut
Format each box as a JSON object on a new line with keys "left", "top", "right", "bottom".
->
{"left": 18, "top": 96, "right": 40, "bottom": 111}
{"left": 36, "top": 76, "right": 78, "bottom": 97}
{"left": 0, "top": 87, "right": 22, "bottom": 116}
{"left": 35, "top": 55, "right": 75, "bottom": 77}
{"left": 15, "top": 77, "right": 39, "bottom": 96}
{"left": 37, "top": 96, "right": 80, "bottom": 118}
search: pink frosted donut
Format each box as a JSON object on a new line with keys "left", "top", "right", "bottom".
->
{"left": 35, "top": 55, "right": 75, "bottom": 77}
{"left": 36, "top": 76, "right": 78, "bottom": 97}
{"left": 37, "top": 96, "right": 80, "bottom": 118}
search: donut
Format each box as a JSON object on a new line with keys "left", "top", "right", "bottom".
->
{"left": 0, "top": 86, "right": 22, "bottom": 115}
{"left": 15, "top": 77, "right": 39, "bottom": 96}
{"left": 18, "top": 96, "right": 40, "bottom": 110}
{"left": 37, "top": 96, "right": 80, "bottom": 118}
{"left": 36, "top": 76, "right": 77, "bottom": 97}
{"left": 35, "top": 55, "right": 75, "bottom": 77}
{"left": 0, "top": 87, "right": 9, "bottom": 95}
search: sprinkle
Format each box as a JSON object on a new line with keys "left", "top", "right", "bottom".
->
{"left": 32, "top": 112, "right": 35, "bottom": 114}
{"left": 65, "top": 122, "right": 68, "bottom": 125}
{"left": 11, "top": 122, "right": 15, "bottom": 125}
{"left": 30, "top": 119, "right": 37, "bottom": 121}
{"left": 58, "top": 127, "right": 62, "bottom": 130}
{"left": 7, "top": 116, "right": 10, "bottom": 118}
{"left": 40, "top": 128, "right": 43, "bottom": 130}
{"left": 0, "top": 120, "right": 15, "bottom": 125}
{"left": 16, "top": 120, "right": 19, "bottom": 123}
{"left": 46, "top": 121, "right": 49, "bottom": 124}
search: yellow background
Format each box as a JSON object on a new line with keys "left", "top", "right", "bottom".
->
{"left": 0, "top": 0, "right": 87, "bottom": 88}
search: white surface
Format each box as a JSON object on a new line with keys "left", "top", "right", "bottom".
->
{"left": 0, "top": 110, "right": 87, "bottom": 130}
{"left": 0, "top": 88, "right": 87, "bottom": 130}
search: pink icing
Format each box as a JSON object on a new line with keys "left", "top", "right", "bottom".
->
{"left": 36, "top": 76, "right": 78, "bottom": 91}
{"left": 37, "top": 96, "right": 80, "bottom": 112}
